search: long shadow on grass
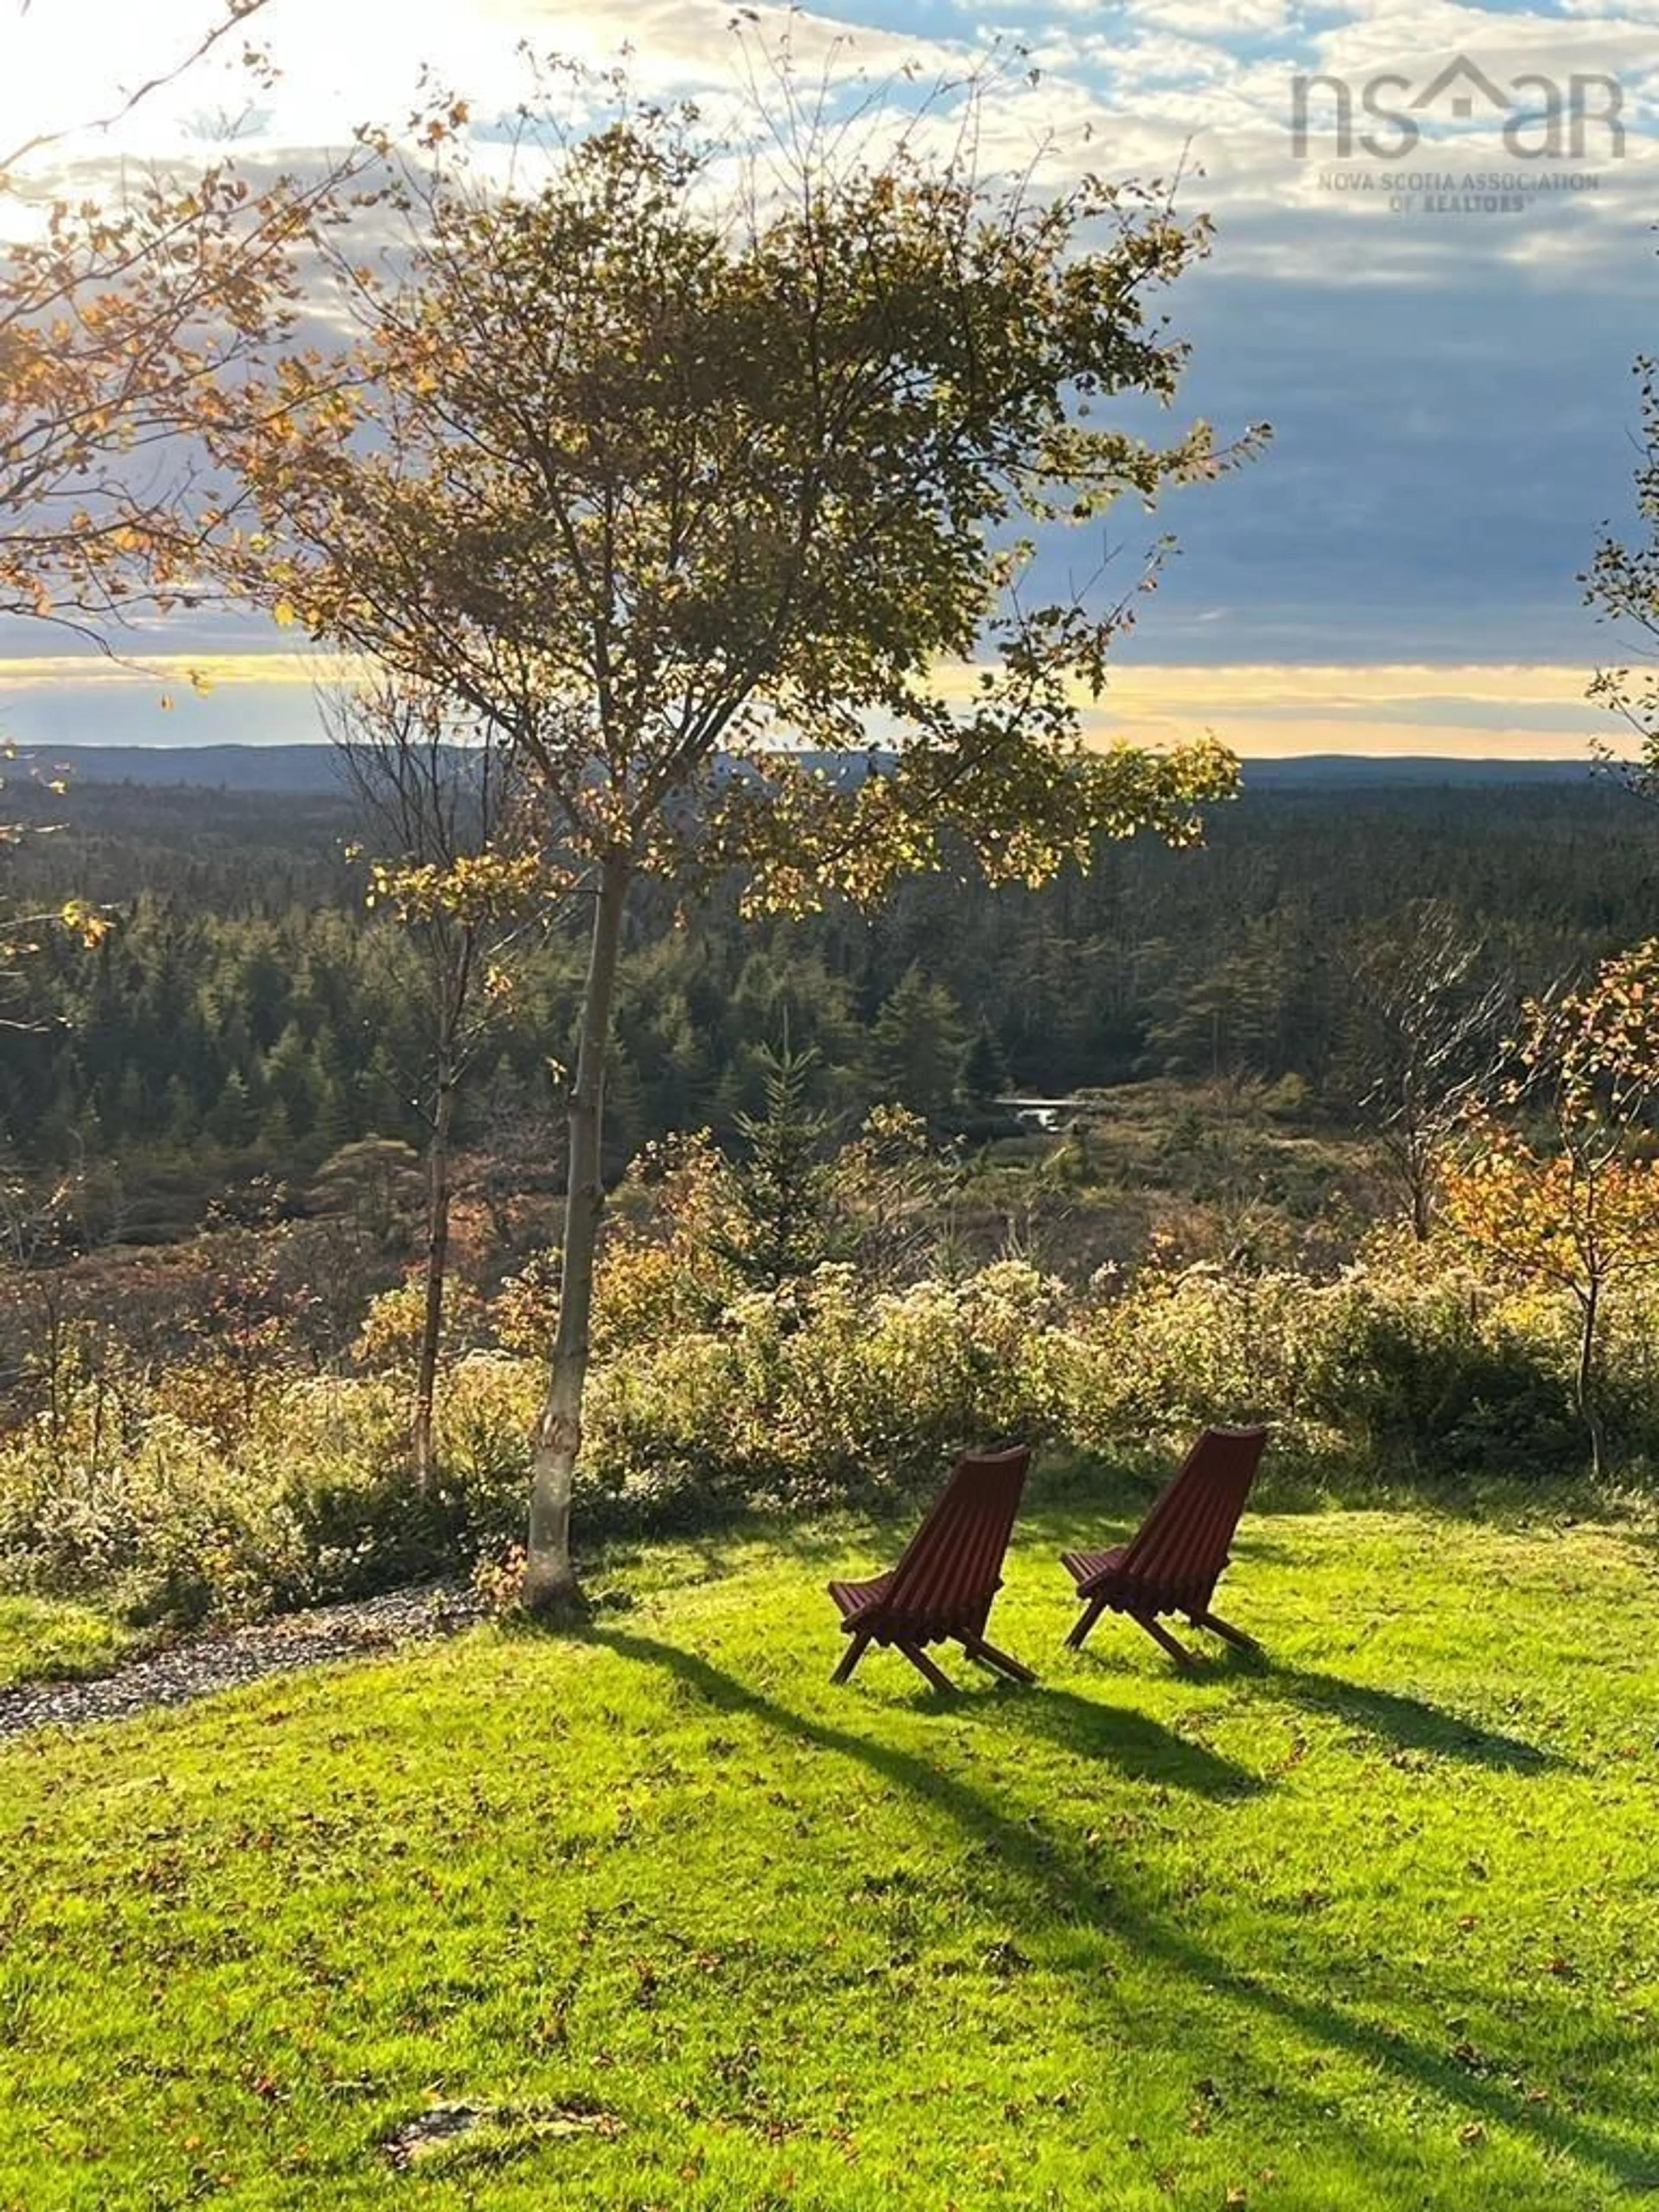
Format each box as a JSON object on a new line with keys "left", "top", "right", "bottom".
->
{"left": 1069, "top": 1643, "right": 1569, "bottom": 1773}
{"left": 959, "top": 1677, "right": 1262, "bottom": 1799}
{"left": 1263, "top": 1666, "right": 1570, "bottom": 1773}
{"left": 589, "top": 1624, "right": 1654, "bottom": 2194}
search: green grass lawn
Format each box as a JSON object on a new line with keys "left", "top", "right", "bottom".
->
{"left": 0, "top": 1595, "right": 134, "bottom": 1689}
{"left": 3, "top": 1501, "right": 1657, "bottom": 2211}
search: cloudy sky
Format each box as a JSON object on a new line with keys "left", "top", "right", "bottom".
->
{"left": 4, "top": 0, "right": 1659, "bottom": 756}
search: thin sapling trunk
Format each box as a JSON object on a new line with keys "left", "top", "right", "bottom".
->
{"left": 412, "top": 1064, "right": 455, "bottom": 1492}
{"left": 522, "top": 850, "right": 631, "bottom": 1619}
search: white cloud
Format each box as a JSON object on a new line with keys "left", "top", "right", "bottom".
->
{"left": 1125, "top": 0, "right": 1293, "bottom": 35}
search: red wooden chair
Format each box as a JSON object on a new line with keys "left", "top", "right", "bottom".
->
{"left": 1061, "top": 1426, "right": 1268, "bottom": 1669}
{"left": 828, "top": 1445, "right": 1035, "bottom": 1691}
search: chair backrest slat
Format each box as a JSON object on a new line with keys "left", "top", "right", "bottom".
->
{"left": 1119, "top": 1427, "right": 1266, "bottom": 1595}
{"left": 885, "top": 1446, "right": 1031, "bottom": 1622}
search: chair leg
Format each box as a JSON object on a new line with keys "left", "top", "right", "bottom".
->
{"left": 1194, "top": 1608, "right": 1260, "bottom": 1654}
{"left": 832, "top": 1629, "right": 872, "bottom": 1685}
{"left": 896, "top": 1641, "right": 958, "bottom": 1694}
{"left": 961, "top": 1636, "right": 1037, "bottom": 1686}
{"left": 1132, "top": 1612, "right": 1200, "bottom": 1672}
{"left": 1066, "top": 1595, "right": 1109, "bottom": 1651}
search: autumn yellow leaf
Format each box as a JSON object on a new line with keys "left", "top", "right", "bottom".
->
{"left": 59, "top": 898, "right": 111, "bottom": 946}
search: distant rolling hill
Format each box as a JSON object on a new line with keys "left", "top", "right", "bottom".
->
{"left": 37, "top": 743, "right": 1604, "bottom": 795}
{"left": 1240, "top": 754, "right": 1600, "bottom": 788}
{"left": 44, "top": 744, "right": 352, "bottom": 794}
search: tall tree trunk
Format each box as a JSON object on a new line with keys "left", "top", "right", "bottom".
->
{"left": 1404, "top": 1098, "right": 1432, "bottom": 1243}
{"left": 412, "top": 1064, "right": 455, "bottom": 1493}
{"left": 1575, "top": 1277, "right": 1605, "bottom": 1483}
{"left": 1408, "top": 1162, "right": 1432, "bottom": 1244}
{"left": 522, "top": 849, "right": 631, "bottom": 1619}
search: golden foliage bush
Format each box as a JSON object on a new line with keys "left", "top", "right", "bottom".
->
{"left": 1, "top": 1235, "right": 1651, "bottom": 1630}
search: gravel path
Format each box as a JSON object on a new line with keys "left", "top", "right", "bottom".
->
{"left": 0, "top": 1582, "right": 488, "bottom": 1742}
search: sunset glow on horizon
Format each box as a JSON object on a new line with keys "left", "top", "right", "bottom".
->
{"left": 0, "top": 652, "right": 1626, "bottom": 760}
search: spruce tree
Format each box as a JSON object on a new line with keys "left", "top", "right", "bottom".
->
{"left": 714, "top": 1046, "right": 841, "bottom": 1295}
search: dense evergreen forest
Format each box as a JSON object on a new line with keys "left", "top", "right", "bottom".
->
{"left": 2, "top": 768, "right": 1655, "bottom": 1239}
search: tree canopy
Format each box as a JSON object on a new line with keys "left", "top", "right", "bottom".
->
{"left": 204, "top": 57, "right": 1265, "bottom": 1611}
{"left": 212, "top": 71, "right": 1259, "bottom": 896}
{"left": 0, "top": 2, "right": 362, "bottom": 644}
